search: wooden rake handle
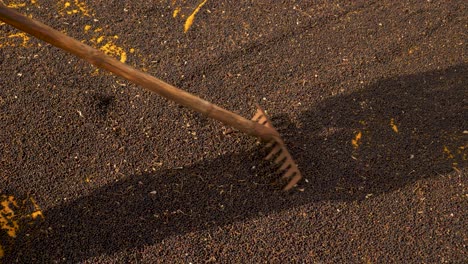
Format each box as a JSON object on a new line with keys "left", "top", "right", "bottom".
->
{"left": 0, "top": 5, "right": 279, "bottom": 141}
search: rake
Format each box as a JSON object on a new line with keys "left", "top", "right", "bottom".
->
{"left": 0, "top": 4, "right": 302, "bottom": 190}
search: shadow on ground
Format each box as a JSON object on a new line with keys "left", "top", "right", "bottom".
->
{"left": 5, "top": 64, "right": 466, "bottom": 262}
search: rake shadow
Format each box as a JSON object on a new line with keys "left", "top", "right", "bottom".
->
{"left": 5, "top": 64, "right": 466, "bottom": 262}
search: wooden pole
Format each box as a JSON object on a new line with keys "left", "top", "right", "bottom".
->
{"left": 0, "top": 5, "right": 280, "bottom": 141}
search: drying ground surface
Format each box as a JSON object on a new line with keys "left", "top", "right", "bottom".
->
{"left": 1, "top": 0, "right": 467, "bottom": 263}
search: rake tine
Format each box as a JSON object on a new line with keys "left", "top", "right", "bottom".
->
{"left": 279, "top": 159, "right": 292, "bottom": 171}
{"left": 265, "top": 140, "right": 276, "bottom": 149}
{"left": 282, "top": 166, "right": 297, "bottom": 180}
{"left": 252, "top": 104, "right": 303, "bottom": 190}
{"left": 259, "top": 117, "right": 268, "bottom": 125}
{"left": 283, "top": 174, "right": 302, "bottom": 191}
{"left": 265, "top": 145, "right": 282, "bottom": 160}
{"left": 252, "top": 111, "right": 263, "bottom": 122}
{"left": 274, "top": 152, "right": 287, "bottom": 164}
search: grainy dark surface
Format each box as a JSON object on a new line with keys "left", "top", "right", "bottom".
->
{"left": 0, "top": 0, "right": 467, "bottom": 263}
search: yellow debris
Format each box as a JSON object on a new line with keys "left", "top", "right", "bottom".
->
{"left": 352, "top": 131, "right": 362, "bottom": 149}
{"left": 7, "top": 3, "right": 26, "bottom": 8}
{"left": 443, "top": 146, "right": 454, "bottom": 159}
{"left": 173, "top": 6, "right": 181, "bottom": 18}
{"left": 29, "top": 197, "right": 43, "bottom": 219}
{"left": 408, "top": 46, "right": 420, "bottom": 55}
{"left": 184, "top": 0, "right": 208, "bottom": 32}
{"left": 100, "top": 42, "right": 127, "bottom": 63}
{"left": 390, "top": 118, "right": 399, "bottom": 133}
{"left": 31, "top": 211, "right": 43, "bottom": 219}
{"left": 0, "top": 32, "right": 32, "bottom": 48}
{"left": 0, "top": 196, "right": 19, "bottom": 238}
{"left": 59, "top": 0, "right": 91, "bottom": 17}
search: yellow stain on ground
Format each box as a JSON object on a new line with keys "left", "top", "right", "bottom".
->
{"left": 390, "top": 118, "right": 399, "bottom": 133}
{"left": 6, "top": 2, "right": 26, "bottom": 8}
{"left": 458, "top": 145, "right": 467, "bottom": 160}
{"left": 29, "top": 197, "right": 43, "bottom": 220}
{"left": 1, "top": 1, "right": 37, "bottom": 25}
{"left": 1, "top": 1, "right": 28, "bottom": 25}
{"left": 352, "top": 131, "right": 362, "bottom": 149}
{"left": 83, "top": 25, "right": 131, "bottom": 64}
{"left": 184, "top": 0, "right": 208, "bottom": 32}
{"left": 443, "top": 146, "right": 455, "bottom": 159}
{"left": 59, "top": 0, "right": 91, "bottom": 17}
{"left": 0, "top": 195, "right": 44, "bottom": 259}
{"left": 0, "top": 196, "right": 19, "bottom": 238}
{"left": 96, "top": 36, "right": 104, "bottom": 43}
{"left": 31, "top": 211, "right": 43, "bottom": 219}
{"left": 408, "top": 46, "right": 420, "bottom": 55}
{"left": 100, "top": 41, "right": 127, "bottom": 63}
{"left": 0, "top": 32, "right": 31, "bottom": 48}
{"left": 173, "top": 6, "right": 181, "bottom": 18}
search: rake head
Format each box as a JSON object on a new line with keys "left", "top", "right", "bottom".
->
{"left": 251, "top": 105, "right": 302, "bottom": 191}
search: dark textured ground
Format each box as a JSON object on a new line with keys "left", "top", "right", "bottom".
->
{"left": 0, "top": 0, "right": 467, "bottom": 263}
